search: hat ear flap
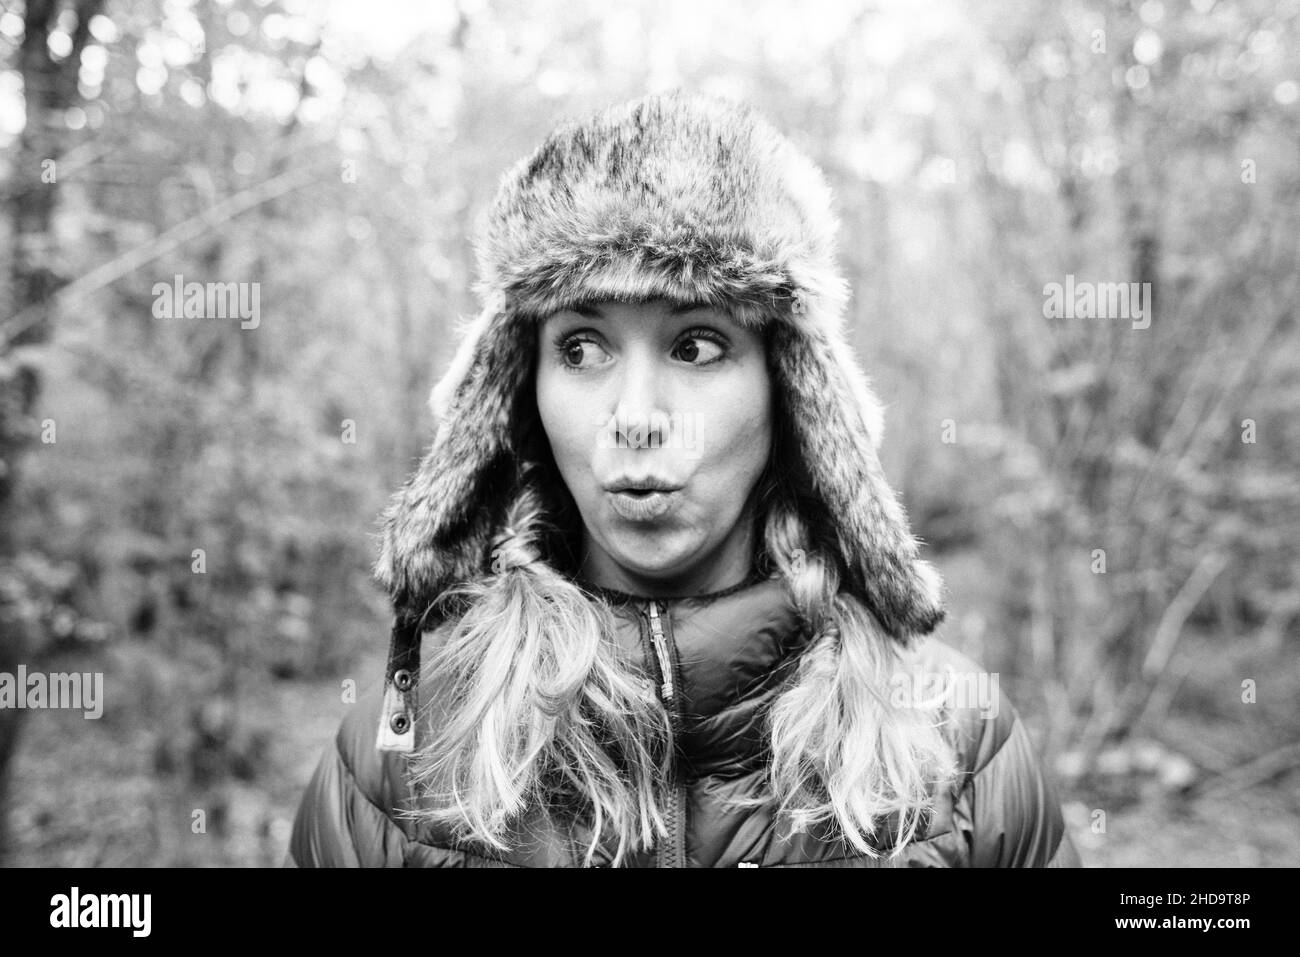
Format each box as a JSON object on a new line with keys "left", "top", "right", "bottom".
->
{"left": 375, "top": 304, "right": 534, "bottom": 615}
{"left": 768, "top": 316, "right": 945, "bottom": 642}
{"left": 428, "top": 294, "right": 508, "bottom": 421}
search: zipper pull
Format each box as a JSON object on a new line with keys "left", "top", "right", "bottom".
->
{"left": 646, "top": 600, "right": 674, "bottom": 702}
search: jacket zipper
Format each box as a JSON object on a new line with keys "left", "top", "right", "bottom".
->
{"left": 647, "top": 600, "right": 674, "bottom": 701}
{"left": 645, "top": 599, "right": 686, "bottom": 868}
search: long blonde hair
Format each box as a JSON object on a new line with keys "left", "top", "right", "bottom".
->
{"left": 402, "top": 448, "right": 962, "bottom": 865}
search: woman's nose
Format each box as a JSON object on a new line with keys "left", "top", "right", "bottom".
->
{"left": 608, "top": 353, "right": 668, "bottom": 449}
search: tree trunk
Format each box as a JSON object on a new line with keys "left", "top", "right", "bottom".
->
{"left": 0, "top": 0, "right": 103, "bottom": 864}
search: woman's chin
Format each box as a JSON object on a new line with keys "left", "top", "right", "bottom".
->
{"left": 598, "top": 531, "right": 709, "bottom": 586}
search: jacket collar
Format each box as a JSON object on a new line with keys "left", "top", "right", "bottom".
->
{"left": 597, "top": 574, "right": 812, "bottom": 781}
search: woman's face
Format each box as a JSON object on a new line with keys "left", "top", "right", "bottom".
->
{"left": 536, "top": 298, "right": 772, "bottom": 596}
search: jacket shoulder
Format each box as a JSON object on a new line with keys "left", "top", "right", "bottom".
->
{"left": 910, "top": 638, "right": 1015, "bottom": 775}
{"left": 287, "top": 680, "right": 413, "bottom": 867}
{"left": 910, "top": 638, "right": 1081, "bottom": 867}
{"left": 337, "top": 679, "right": 412, "bottom": 810}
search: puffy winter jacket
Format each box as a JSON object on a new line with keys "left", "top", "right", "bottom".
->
{"left": 287, "top": 576, "right": 1081, "bottom": 867}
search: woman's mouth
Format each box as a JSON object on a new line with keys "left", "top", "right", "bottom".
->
{"left": 604, "top": 481, "right": 684, "bottom": 522}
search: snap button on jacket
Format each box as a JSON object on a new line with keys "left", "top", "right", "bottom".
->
{"left": 288, "top": 578, "right": 1081, "bottom": 868}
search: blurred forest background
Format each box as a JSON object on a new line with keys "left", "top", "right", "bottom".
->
{"left": 1, "top": 0, "right": 1297, "bottom": 866}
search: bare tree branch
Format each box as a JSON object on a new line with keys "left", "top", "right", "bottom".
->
{"left": 2, "top": 161, "right": 328, "bottom": 346}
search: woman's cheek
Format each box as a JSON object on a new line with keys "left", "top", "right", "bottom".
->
{"left": 706, "top": 397, "right": 770, "bottom": 473}
{"left": 539, "top": 376, "right": 592, "bottom": 473}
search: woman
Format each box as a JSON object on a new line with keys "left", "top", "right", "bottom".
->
{"left": 287, "top": 90, "right": 1080, "bottom": 867}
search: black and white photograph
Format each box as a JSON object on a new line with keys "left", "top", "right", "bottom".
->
{"left": 0, "top": 0, "right": 1296, "bottom": 916}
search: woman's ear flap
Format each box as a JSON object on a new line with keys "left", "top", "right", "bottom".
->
{"left": 429, "top": 296, "right": 504, "bottom": 421}
{"left": 766, "top": 315, "right": 945, "bottom": 643}
{"left": 375, "top": 301, "right": 535, "bottom": 619}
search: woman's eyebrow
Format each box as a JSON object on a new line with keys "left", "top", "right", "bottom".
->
{"left": 670, "top": 301, "right": 715, "bottom": 315}
{"left": 563, "top": 300, "right": 716, "bottom": 318}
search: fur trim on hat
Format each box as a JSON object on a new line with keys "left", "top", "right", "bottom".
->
{"left": 375, "top": 89, "right": 944, "bottom": 643}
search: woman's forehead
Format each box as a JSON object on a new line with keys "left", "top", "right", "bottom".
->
{"left": 549, "top": 297, "right": 735, "bottom": 322}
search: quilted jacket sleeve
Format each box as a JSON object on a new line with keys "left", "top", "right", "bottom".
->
{"left": 286, "top": 682, "right": 411, "bottom": 868}
{"left": 926, "top": 640, "right": 1082, "bottom": 868}
{"left": 963, "top": 706, "right": 1082, "bottom": 867}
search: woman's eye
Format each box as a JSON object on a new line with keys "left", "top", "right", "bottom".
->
{"left": 559, "top": 337, "right": 608, "bottom": 369}
{"left": 672, "top": 334, "right": 725, "bottom": 365}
